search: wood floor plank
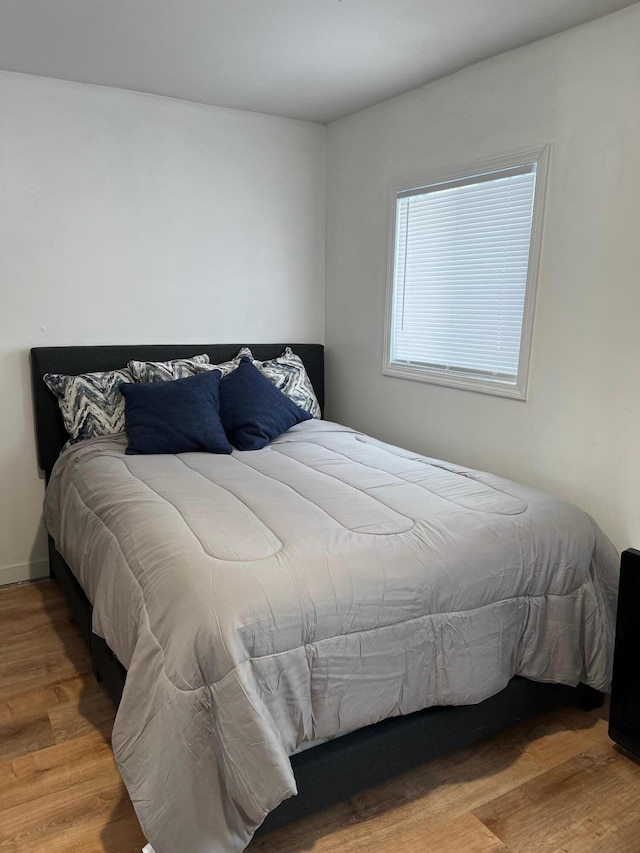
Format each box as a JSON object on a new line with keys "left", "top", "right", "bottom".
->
{"left": 48, "top": 682, "right": 115, "bottom": 744}
{"left": 0, "top": 774, "right": 134, "bottom": 850}
{"left": 522, "top": 708, "right": 612, "bottom": 771}
{"left": 392, "top": 813, "right": 508, "bottom": 853}
{"left": 473, "top": 751, "right": 640, "bottom": 853}
{"left": 0, "top": 706, "right": 56, "bottom": 762}
{"left": 10, "top": 730, "right": 112, "bottom": 779}
{"left": 0, "top": 580, "right": 62, "bottom": 612}
{"left": 0, "top": 627, "right": 92, "bottom": 706}
{"left": 0, "top": 664, "right": 92, "bottom": 707}
{"left": 0, "top": 675, "right": 87, "bottom": 723}
{"left": 0, "top": 585, "right": 75, "bottom": 641}
{"left": 0, "top": 734, "right": 115, "bottom": 810}
{"left": 251, "top": 810, "right": 508, "bottom": 853}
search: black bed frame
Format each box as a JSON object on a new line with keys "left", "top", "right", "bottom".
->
{"left": 30, "top": 343, "right": 603, "bottom": 840}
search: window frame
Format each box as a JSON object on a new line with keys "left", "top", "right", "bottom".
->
{"left": 382, "top": 146, "right": 550, "bottom": 401}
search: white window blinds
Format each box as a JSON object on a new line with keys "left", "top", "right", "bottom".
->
{"left": 389, "top": 162, "right": 538, "bottom": 389}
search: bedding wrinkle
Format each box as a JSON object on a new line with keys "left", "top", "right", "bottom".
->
{"left": 43, "top": 420, "right": 619, "bottom": 853}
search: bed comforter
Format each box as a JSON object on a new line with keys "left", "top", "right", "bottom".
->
{"left": 43, "top": 419, "right": 618, "bottom": 853}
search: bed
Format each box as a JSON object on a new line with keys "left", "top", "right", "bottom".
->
{"left": 30, "top": 343, "right": 618, "bottom": 853}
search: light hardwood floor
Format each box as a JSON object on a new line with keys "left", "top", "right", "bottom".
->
{"left": 1, "top": 579, "right": 639, "bottom": 853}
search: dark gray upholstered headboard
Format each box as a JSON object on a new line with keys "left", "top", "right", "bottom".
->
{"left": 31, "top": 343, "right": 324, "bottom": 479}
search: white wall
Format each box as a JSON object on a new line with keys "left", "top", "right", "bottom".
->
{"left": 325, "top": 5, "right": 640, "bottom": 551}
{"left": 0, "top": 72, "right": 325, "bottom": 584}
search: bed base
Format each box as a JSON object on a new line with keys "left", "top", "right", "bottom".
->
{"left": 48, "top": 537, "right": 603, "bottom": 838}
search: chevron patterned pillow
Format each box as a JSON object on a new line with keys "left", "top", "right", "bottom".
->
{"left": 128, "top": 354, "right": 210, "bottom": 383}
{"left": 193, "top": 347, "right": 253, "bottom": 379}
{"left": 44, "top": 366, "right": 134, "bottom": 443}
{"left": 244, "top": 347, "right": 321, "bottom": 418}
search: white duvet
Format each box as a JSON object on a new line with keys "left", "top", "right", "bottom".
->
{"left": 44, "top": 420, "right": 618, "bottom": 853}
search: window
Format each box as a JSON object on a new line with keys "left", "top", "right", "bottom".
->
{"left": 384, "top": 148, "right": 549, "bottom": 399}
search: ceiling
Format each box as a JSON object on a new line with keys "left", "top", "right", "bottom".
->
{"left": 0, "top": 0, "right": 636, "bottom": 123}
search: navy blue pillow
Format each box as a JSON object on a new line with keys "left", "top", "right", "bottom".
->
{"left": 219, "top": 358, "right": 312, "bottom": 450}
{"left": 120, "top": 370, "right": 232, "bottom": 455}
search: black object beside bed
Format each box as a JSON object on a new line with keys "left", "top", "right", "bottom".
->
{"left": 30, "top": 343, "right": 603, "bottom": 840}
{"left": 608, "top": 548, "right": 640, "bottom": 759}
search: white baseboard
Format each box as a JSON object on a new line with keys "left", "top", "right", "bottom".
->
{"left": 0, "top": 559, "right": 50, "bottom": 587}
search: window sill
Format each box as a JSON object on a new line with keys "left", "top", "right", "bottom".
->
{"left": 383, "top": 362, "right": 527, "bottom": 400}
